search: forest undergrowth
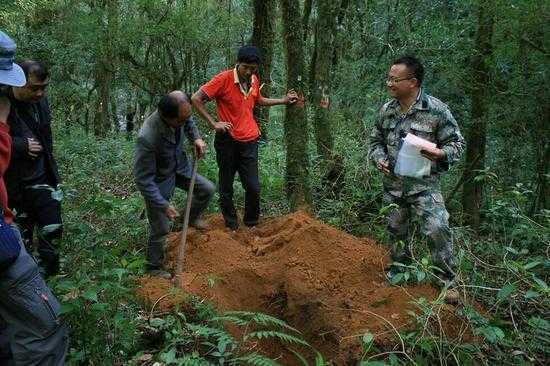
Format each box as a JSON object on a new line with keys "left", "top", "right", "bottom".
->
{"left": 50, "top": 118, "right": 548, "bottom": 365}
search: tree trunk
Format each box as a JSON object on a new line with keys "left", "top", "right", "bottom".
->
{"left": 93, "top": 0, "right": 118, "bottom": 137}
{"left": 250, "top": 0, "right": 276, "bottom": 141}
{"left": 281, "top": 0, "right": 310, "bottom": 209}
{"left": 93, "top": 56, "right": 112, "bottom": 137}
{"left": 311, "top": 0, "right": 345, "bottom": 191}
{"left": 462, "top": 0, "right": 495, "bottom": 227}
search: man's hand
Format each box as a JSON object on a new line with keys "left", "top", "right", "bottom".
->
{"left": 165, "top": 205, "right": 180, "bottom": 220}
{"left": 284, "top": 89, "right": 299, "bottom": 105}
{"left": 376, "top": 159, "right": 391, "bottom": 175}
{"left": 420, "top": 146, "right": 446, "bottom": 161}
{"left": 27, "top": 137, "right": 43, "bottom": 157}
{"left": 194, "top": 138, "right": 207, "bottom": 159}
{"left": 213, "top": 121, "right": 233, "bottom": 133}
{"left": 0, "top": 96, "right": 10, "bottom": 123}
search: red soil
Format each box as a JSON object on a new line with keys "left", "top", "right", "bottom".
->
{"left": 137, "top": 211, "right": 471, "bottom": 364}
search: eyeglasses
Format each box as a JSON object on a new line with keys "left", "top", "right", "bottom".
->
{"left": 385, "top": 75, "right": 414, "bottom": 85}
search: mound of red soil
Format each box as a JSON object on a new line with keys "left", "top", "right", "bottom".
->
{"left": 137, "top": 211, "right": 470, "bottom": 364}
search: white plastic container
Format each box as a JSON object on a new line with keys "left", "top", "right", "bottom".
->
{"left": 394, "top": 133, "right": 436, "bottom": 178}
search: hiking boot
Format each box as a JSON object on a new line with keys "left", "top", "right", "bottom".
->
{"left": 146, "top": 269, "right": 172, "bottom": 279}
{"left": 190, "top": 218, "right": 209, "bottom": 230}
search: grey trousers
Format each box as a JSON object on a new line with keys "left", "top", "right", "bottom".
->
{"left": 145, "top": 174, "right": 215, "bottom": 268}
{"left": 0, "top": 226, "right": 68, "bottom": 366}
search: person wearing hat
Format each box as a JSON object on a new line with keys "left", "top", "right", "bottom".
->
{"left": 192, "top": 45, "right": 298, "bottom": 230}
{"left": 0, "top": 31, "right": 68, "bottom": 366}
{"left": 4, "top": 58, "right": 63, "bottom": 279}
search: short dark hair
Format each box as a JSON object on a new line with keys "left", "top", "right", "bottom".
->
{"left": 237, "top": 45, "right": 261, "bottom": 64}
{"left": 392, "top": 56, "right": 424, "bottom": 85}
{"left": 158, "top": 92, "right": 190, "bottom": 119}
{"left": 18, "top": 60, "right": 49, "bottom": 81}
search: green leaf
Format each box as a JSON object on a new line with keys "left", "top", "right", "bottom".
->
{"left": 315, "top": 352, "right": 326, "bottom": 366}
{"left": 390, "top": 273, "right": 404, "bottom": 285}
{"left": 288, "top": 348, "right": 309, "bottom": 366}
{"left": 81, "top": 288, "right": 98, "bottom": 303}
{"left": 477, "top": 326, "right": 505, "bottom": 344}
{"left": 59, "top": 302, "right": 76, "bottom": 315}
{"left": 51, "top": 188, "right": 64, "bottom": 202}
{"left": 533, "top": 277, "right": 549, "bottom": 291}
{"left": 362, "top": 332, "right": 374, "bottom": 353}
{"left": 505, "top": 247, "right": 519, "bottom": 255}
{"left": 160, "top": 348, "right": 177, "bottom": 364}
{"left": 528, "top": 316, "right": 550, "bottom": 331}
{"left": 149, "top": 317, "right": 165, "bottom": 328}
{"left": 524, "top": 290, "right": 540, "bottom": 299}
{"left": 523, "top": 261, "right": 541, "bottom": 270}
{"left": 91, "top": 303, "right": 108, "bottom": 312}
{"left": 497, "top": 284, "right": 516, "bottom": 301}
{"left": 416, "top": 270, "right": 426, "bottom": 282}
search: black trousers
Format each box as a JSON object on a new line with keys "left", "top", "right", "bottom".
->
{"left": 214, "top": 132, "right": 260, "bottom": 229}
{"left": 13, "top": 186, "right": 63, "bottom": 277}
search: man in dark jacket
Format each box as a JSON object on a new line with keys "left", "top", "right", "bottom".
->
{"left": 0, "top": 31, "right": 68, "bottom": 366}
{"left": 5, "top": 60, "right": 62, "bottom": 278}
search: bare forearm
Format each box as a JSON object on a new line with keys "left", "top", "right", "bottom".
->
{"left": 257, "top": 97, "right": 287, "bottom": 107}
{"left": 191, "top": 90, "right": 216, "bottom": 129}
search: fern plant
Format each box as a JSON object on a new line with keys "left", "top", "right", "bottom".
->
{"left": 142, "top": 309, "right": 316, "bottom": 365}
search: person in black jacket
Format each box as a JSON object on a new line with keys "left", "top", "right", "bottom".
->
{"left": 0, "top": 31, "right": 68, "bottom": 366}
{"left": 5, "top": 60, "right": 62, "bottom": 277}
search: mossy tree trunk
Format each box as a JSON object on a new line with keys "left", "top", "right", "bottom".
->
{"left": 281, "top": 0, "right": 310, "bottom": 209}
{"left": 251, "top": 0, "right": 276, "bottom": 141}
{"left": 310, "top": 0, "right": 346, "bottom": 191}
{"left": 462, "top": 0, "right": 495, "bottom": 227}
{"left": 93, "top": 0, "right": 118, "bottom": 137}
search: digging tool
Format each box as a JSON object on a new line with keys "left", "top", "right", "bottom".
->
{"left": 174, "top": 155, "right": 199, "bottom": 282}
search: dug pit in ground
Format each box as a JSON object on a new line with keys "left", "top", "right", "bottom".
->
{"left": 137, "top": 211, "right": 472, "bottom": 364}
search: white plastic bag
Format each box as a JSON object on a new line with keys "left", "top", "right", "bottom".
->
{"left": 394, "top": 133, "right": 436, "bottom": 178}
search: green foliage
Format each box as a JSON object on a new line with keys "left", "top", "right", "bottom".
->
{"left": 2, "top": 0, "right": 548, "bottom": 364}
{"left": 138, "top": 309, "right": 313, "bottom": 366}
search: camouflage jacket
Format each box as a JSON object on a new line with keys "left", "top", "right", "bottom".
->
{"left": 368, "top": 89, "right": 465, "bottom": 197}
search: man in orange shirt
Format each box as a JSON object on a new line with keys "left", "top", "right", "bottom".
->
{"left": 192, "top": 45, "right": 298, "bottom": 230}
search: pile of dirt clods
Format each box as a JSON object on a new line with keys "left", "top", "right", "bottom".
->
{"left": 137, "top": 211, "right": 469, "bottom": 364}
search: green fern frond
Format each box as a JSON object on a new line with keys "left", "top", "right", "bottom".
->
{"left": 185, "top": 323, "right": 235, "bottom": 345}
{"left": 222, "top": 311, "right": 300, "bottom": 333}
{"left": 287, "top": 348, "right": 309, "bottom": 366}
{"left": 209, "top": 315, "right": 250, "bottom": 327}
{"left": 244, "top": 331, "right": 310, "bottom": 347}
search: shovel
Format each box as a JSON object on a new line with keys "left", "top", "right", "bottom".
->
{"left": 174, "top": 156, "right": 198, "bottom": 283}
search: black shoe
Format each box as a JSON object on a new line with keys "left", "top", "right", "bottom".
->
{"left": 224, "top": 220, "right": 239, "bottom": 231}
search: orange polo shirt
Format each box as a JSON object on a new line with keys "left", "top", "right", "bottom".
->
{"left": 200, "top": 68, "right": 262, "bottom": 142}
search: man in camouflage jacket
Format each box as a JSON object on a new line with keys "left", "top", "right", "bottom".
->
{"left": 368, "top": 56, "right": 465, "bottom": 285}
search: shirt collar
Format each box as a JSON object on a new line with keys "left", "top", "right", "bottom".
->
{"left": 157, "top": 111, "right": 179, "bottom": 142}
{"left": 233, "top": 67, "right": 239, "bottom": 84}
{"left": 388, "top": 87, "right": 428, "bottom": 113}
{"left": 233, "top": 66, "right": 253, "bottom": 98}
{"left": 413, "top": 88, "right": 429, "bottom": 111}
